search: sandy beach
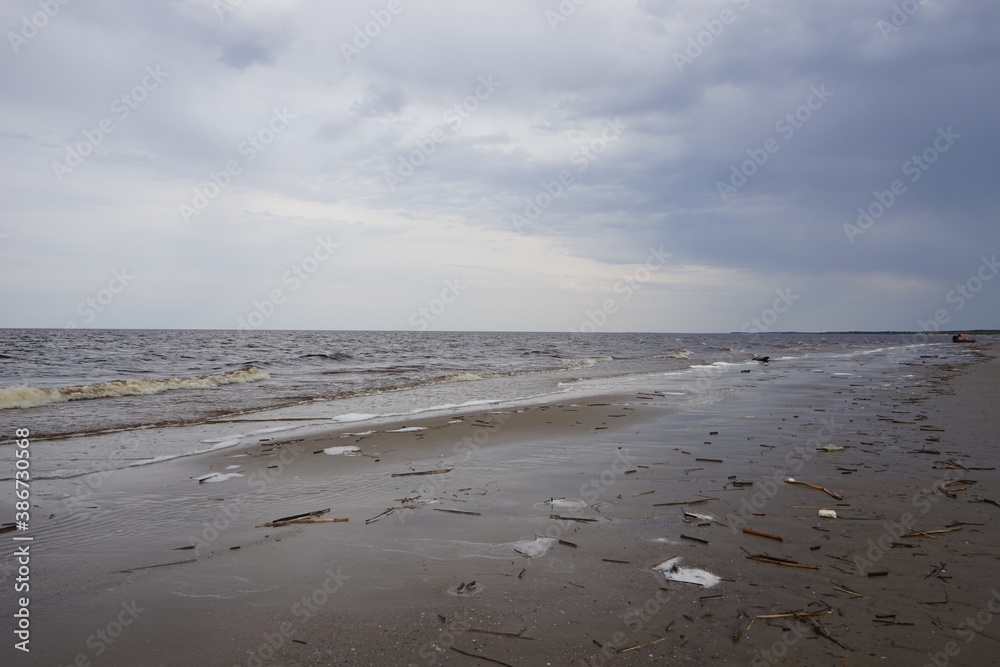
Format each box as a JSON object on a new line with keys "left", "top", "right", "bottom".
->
{"left": 4, "top": 344, "right": 999, "bottom": 666}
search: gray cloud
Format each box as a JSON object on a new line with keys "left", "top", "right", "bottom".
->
{"left": 1, "top": 0, "right": 997, "bottom": 332}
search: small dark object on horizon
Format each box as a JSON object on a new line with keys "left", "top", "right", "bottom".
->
{"left": 753, "top": 355, "right": 770, "bottom": 363}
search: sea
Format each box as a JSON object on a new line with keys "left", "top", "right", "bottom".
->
{"left": 0, "top": 329, "right": 988, "bottom": 479}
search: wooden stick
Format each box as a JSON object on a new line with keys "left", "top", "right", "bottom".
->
{"left": 654, "top": 497, "right": 719, "bottom": 507}
{"left": 454, "top": 627, "right": 535, "bottom": 641}
{"left": 392, "top": 468, "right": 451, "bottom": 477}
{"left": 550, "top": 514, "right": 598, "bottom": 523}
{"left": 618, "top": 635, "right": 668, "bottom": 653}
{"left": 742, "top": 527, "right": 784, "bottom": 542}
{"left": 433, "top": 508, "right": 481, "bottom": 516}
{"left": 267, "top": 517, "right": 348, "bottom": 527}
{"left": 785, "top": 479, "right": 844, "bottom": 501}
{"left": 746, "top": 554, "right": 820, "bottom": 570}
{"left": 115, "top": 558, "right": 196, "bottom": 573}
{"left": 449, "top": 646, "right": 515, "bottom": 667}
{"left": 365, "top": 507, "right": 395, "bottom": 524}
{"left": 259, "top": 508, "right": 330, "bottom": 526}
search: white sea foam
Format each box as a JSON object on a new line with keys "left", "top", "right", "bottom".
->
{"left": 331, "top": 413, "right": 380, "bottom": 423}
{"left": 0, "top": 367, "right": 269, "bottom": 410}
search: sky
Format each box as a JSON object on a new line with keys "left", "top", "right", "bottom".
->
{"left": 1, "top": 0, "right": 998, "bottom": 333}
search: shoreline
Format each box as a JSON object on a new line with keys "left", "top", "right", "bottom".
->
{"left": 2, "top": 345, "right": 998, "bottom": 665}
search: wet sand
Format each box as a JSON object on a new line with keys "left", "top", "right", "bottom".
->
{"left": 3, "top": 345, "right": 999, "bottom": 666}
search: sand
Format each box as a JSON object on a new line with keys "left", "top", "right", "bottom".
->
{"left": 3, "top": 345, "right": 999, "bottom": 666}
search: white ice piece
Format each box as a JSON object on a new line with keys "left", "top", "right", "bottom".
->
{"left": 655, "top": 557, "right": 721, "bottom": 588}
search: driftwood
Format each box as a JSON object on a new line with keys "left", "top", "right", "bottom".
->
{"left": 742, "top": 527, "right": 784, "bottom": 542}
{"left": 257, "top": 508, "right": 332, "bottom": 527}
{"left": 785, "top": 478, "right": 844, "bottom": 500}
{"left": 391, "top": 468, "right": 452, "bottom": 477}
{"left": 550, "top": 514, "right": 598, "bottom": 523}
{"left": 745, "top": 553, "right": 820, "bottom": 570}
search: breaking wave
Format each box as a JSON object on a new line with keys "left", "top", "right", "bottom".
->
{"left": 0, "top": 367, "right": 270, "bottom": 410}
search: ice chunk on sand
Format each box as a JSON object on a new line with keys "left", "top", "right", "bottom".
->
{"left": 655, "top": 557, "right": 721, "bottom": 588}
{"left": 323, "top": 446, "right": 361, "bottom": 456}
{"left": 196, "top": 472, "right": 244, "bottom": 483}
{"left": 508, "top": 537, "right": 557, "bottom": 558}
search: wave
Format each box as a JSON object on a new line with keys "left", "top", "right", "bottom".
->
{"left": 299, "top": 352, "right": 353, "bottom": 361}
{"left": 0, "top": 367, "right": 270, "bottom": 410}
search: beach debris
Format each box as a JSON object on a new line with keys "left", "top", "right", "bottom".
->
{"left": 321, "top": 445, "right": 361, "bottom": 456}
{"left": 602, "top": 558, "right": 630, "bottom": 564}
{"left": 558, "top": 539, "right": 578, "bottom": 548}
{"left": 973, "top": 497, "right": 1000, "bottom": 508}
{"left": 681, "top": 534, "right": 710, "bottom": 545}
{"left": 196, "top": 472, "right": 244, "bottom": 484}
{"left": 0, "top": 523, "right": 17, "bottom": 534}
{"left": 257, "top": 508, "right": 348, "bottom": 527}
{"left": 746, "top": 606, "right": 832, "bottom": 630}
{"left": 433, "top": 508, "right": 481, "bottom": 516}
{"left": 785, "top": 478, "right": 844, "bottom": 500}
{"left": 832, "top": 584, "right": 865, "bottom": 598}
{"left": 542, "top": 498, "right": 588, "bottom": 510}
{"left": 654, "top": 557, "right": 721, "bottom": 587}
{"left": 924, "top": 562, "right": 947, "bottom": 579}
{"left": 818, "top": 509, "right": 838, "bottom": 519}
{"left": 939, "top": 479, "right": 976, "bottom": 498}
{"left": 449, "top": 646, "right": 515, "bottom": 667}
{"left": 632, "top": 490, "right": 655, "bottom": 497}
{"left": 115, "top": 557, "right": 196, "bottom": 573}
{"left": 744, "top": 552, "right": 820, "bottom": 570}
{"left": 618, "top": 623, "right": 673, "bottom": 654}
{"left": 816, "top": 445, "right": 844, "bottom": 452}
{"left": 900, "top": 526, "right": 962, "bottom": 538}
{"left": 741, "top": 527, "right": 784, "bottom": 542}
{"left": 386, "top": 426, "right": 428, "bottom": 433}
{"left": 683, "top": 510, "right": 727, "bottom": 527}
{"left": 696, "top": 457, "right": 724, "bottom": 463}
{"left": 793, "top": 610, "right": 850, "bottom": 650}
{"left": 653, "top": 496, "right": 718, "bottom": 507}
{"left": 510, "top": 537, "right": 556, "bottom": 558}
{"left": 549, "top": 514, "right": 598, "bottom": 523}
{"left": 453, "top": 624, "right": 534, "bottom": 640}
{"left": 391, "top": 468, "right": 452, "bottom": 477}
{"left": 867, "top": 570, "right": 889, "bottom": 577}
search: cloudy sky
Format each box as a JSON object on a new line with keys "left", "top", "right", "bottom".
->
{"left": 1, "top": 0, "right": 997, "bottom": 333}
